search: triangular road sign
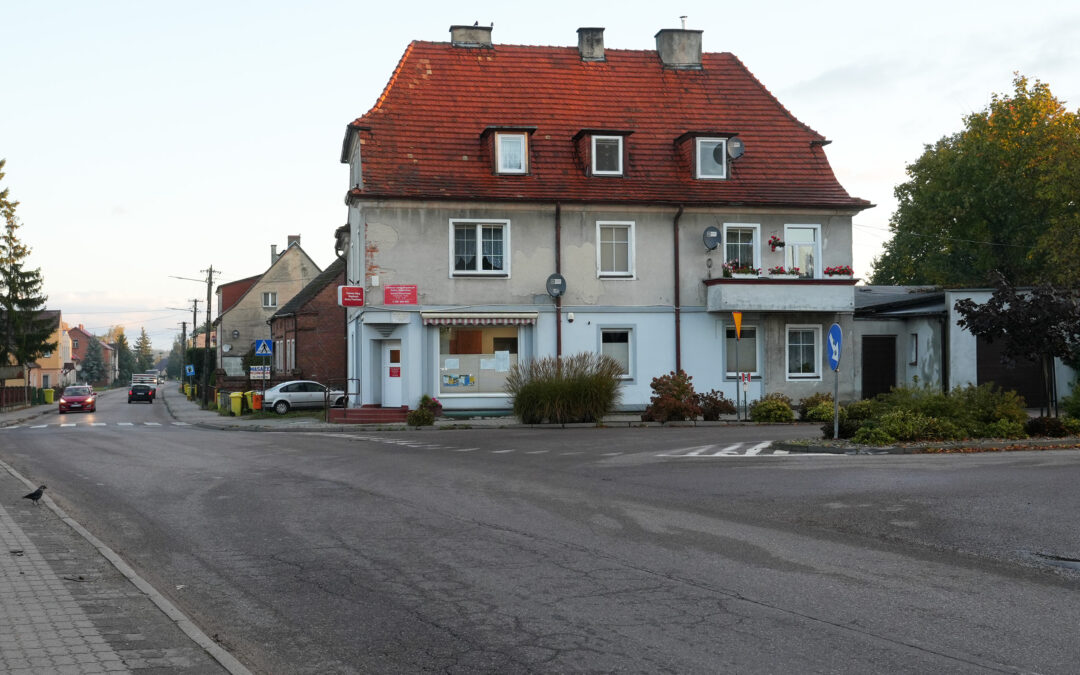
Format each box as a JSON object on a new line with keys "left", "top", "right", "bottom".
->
{"left": 254, "top": 339, "right": 273, "bottom": 356}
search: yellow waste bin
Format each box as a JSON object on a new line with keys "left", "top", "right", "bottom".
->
{"left": 184, "top": 384, "right": 190, "bottom": 396}
{"left": 43, "top": 389, "right": 54, "bottom": 404}
{"left": 230, "top": 391, "right": 243, "bottom": 416}
{"left": 244, "top": 391, "right": 254, "bottom": 410}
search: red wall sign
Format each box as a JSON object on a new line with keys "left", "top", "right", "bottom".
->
{"left": 384, "top": 285, "right": 418, "bottom": 305}
{"left": 389, "top": 366, "right": 401, "bottom": 378}
{"left": 337, "top": 286, "right": 364, "bottom": 307}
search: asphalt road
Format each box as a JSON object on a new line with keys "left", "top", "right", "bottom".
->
{"left": 3, "top": 390, "right": 1080, "bottom": 673}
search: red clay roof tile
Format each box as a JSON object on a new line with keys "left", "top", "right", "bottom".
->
{"left": 347, "top": 41, "right": 870, "bottom": 210}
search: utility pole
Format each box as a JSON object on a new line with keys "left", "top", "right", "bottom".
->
{"left": 201, "top": 266, "right": 216, "bottom": 408}
{"left": 178, "top": 322, "right": 187, "bottom": 388}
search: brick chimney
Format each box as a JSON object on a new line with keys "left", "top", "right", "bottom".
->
{"left": 577, "top": 27, "right": 605, "bottom": 61}
{"left": 271, "top": 244, "right": 278, "bottom": 264}
{"left": 287, "top": 234, "right": 300, "bottom": 248}
{"left": 655, "top": 28, "right": 702, "bottom": 69}
{"left": 450, "top": 24, "right": 493, "bottom": 48}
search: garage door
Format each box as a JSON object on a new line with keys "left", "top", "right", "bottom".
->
{"left": 861, "top": 335, "right": 896, "bottom": 400}
{"left": 976, "top": 338, "right": 1045, "bottom": 407}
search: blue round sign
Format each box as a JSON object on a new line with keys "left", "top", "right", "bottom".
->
{"left": 827, "top": 323, "right": 843, "bottom": 371}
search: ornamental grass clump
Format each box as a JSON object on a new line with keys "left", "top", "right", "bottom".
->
{"left": 504, "top": 353, "right": 624, "bottom": 424}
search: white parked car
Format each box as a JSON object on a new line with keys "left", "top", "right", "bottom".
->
{"left": 263, "top": 380, "right": 346, "bottom": 414}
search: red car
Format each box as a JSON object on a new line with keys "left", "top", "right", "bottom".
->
{"left": 58, "top": 385, "right": 97, "bottom": 414}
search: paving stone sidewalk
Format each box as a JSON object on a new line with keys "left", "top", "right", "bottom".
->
{"left": 0, "top": 462, "right": 242, "bottom": 674}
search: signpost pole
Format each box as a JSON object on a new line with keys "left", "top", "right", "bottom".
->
{"left": 732, "top": 311, "right": 743, "bottom": 421}
{"left": 828, "top": 323, "right": 843, "bottom": 439}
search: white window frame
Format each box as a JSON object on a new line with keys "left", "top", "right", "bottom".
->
{"left": 599, "top": 326, "right": 634, "bottom": 380}
{"left": 785, "top": 324, "right": 822, "bottom": 381}
{"left": 696, "top": 137, "right": 728, "bottom": 179}
{"left": 909, "top": 333, "right": 919, "bottom": 366}
{"left": 722, "top": 223, "right": 760, "bottom": 270}
{"left": 591, "top": 135, "right": 623, "bottom": 175}
{"left": 495, "top": 132, "right": 527, "bottom": 174}
{"left": 784, "top": 224, "right": 822, "bottom": 279}
{"left": 262, "top": 291, "right": 277, "bottom": 308}
{"left": 724, "top": 324, "right": 759, "bottom": 378}
{"left": 274, "top": 340, "right": 284, "bottom": 371}
{"left": 596, "top": 221, "right": 635, "bottom": 278}
{"left": 448, "top": 219, "right": 511, "bottom": 277}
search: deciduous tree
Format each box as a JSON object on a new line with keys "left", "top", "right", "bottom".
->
{"left": 872, "top": 75, "right": 1080, "bottom": 286}
{"left": 954, "top": 272, "right": 1080, "bottom": 415}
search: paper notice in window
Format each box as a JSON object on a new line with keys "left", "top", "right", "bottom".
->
{"left": 444, "top": 358, "right": 459, "bottom": 369}
{"left": 480, "top": 359, "right": 496, "bottom": 370}
{"left": 495, "top": 351, "right": 510, "bottom": 372}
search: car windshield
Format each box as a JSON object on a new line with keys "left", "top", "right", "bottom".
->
{"left": 65, "top": 387, "right": 90, "bottom": 396}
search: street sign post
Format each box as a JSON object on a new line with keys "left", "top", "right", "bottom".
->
{"left": 733, "top": 312, "right": 743, "bottom": 420}
{"left": 828, "top": 323, "right": 843, "bottom": 439}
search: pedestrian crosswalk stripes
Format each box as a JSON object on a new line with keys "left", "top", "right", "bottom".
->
{"left": 300, "top": 433, "right": 811, "bottom": 458}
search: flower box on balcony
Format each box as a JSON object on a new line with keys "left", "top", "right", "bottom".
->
{"left": 823, "top": 265, "right": 854, "bottom": 279}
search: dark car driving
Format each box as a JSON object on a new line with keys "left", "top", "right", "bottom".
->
{"left": 128, "top": 384, "right": 154, "bottom": 404}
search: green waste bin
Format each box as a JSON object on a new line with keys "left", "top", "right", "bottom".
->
{"left": 43, "top": 389, "right": 54, "bottom": 404}
{"left": 230, "top": 391, "right": 243, "bottom": 417}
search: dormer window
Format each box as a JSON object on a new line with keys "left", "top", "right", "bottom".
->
{"left": 496, "top": 132, "right": 527, "bottom": 174}
{"left": 592, "top": 136, "right": 623, "bottom": 175}
{"left": 696, "top": 137, "right": 727, "bottom": 179}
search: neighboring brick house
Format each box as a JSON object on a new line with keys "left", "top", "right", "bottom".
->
{"left": 339, "top": 25, "right": 871, "bottom": 413}
{"left": 268, "top": 256, "right": 347, "bottom": 386}
{"left": 68, "top": 323, "right": 114, "bottom": 386}
{"left": 214, "top": 236, "right": 322, "bottom": 376}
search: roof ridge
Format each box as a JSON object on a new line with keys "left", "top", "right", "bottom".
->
{"left": 368, "top": 40, "right": 416, "bottom": 117}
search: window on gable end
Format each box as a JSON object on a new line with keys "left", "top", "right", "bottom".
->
{"left": 592, "top": 136, "right": 623, "bottom": 175}
{"left": 495, "top": 133, "right": 527, "bottom": 174}
{"left": 696, "top": 137, "right": 728, "bottom": 179}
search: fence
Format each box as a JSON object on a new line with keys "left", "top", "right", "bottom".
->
{"left": 1, "top": 385, "right": 29, "bottom": 409}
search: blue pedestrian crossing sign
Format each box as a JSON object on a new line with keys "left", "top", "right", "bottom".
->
{"left": 185, "top": 364, "right": 195, "bottom": 376}
{"left": 254, "top": 339, "right": 273, "bottom": 357}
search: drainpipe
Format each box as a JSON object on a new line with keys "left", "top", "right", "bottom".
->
{"left": 555, "top": 202, "right": 562, "bottom": 360}
{"left": 673, "top": 205, "right": 685, "bottom": 372}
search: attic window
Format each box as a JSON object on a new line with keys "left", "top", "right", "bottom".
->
{"left": 592, "top": 136, "right": 623, "bottom": 175}
{"left": 696, "top": 138, "right": 727, "bottom": 179}
{"left": 496, "top": 132, "right": 527, "bottom": 174}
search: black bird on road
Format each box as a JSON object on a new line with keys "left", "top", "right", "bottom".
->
{"left": 23, "top": 485, "right": 46, "bottom": 505}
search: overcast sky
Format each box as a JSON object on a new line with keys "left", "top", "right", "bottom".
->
{"left": 3, "top": 1, "right": 1078, "bottom": 350}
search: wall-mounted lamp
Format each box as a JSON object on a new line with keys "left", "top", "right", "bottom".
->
{"left": 567, "top": 312, "right": 575, "bottom": 323}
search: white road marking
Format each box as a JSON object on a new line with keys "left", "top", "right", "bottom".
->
{"left": 744, "top": 442, "right": 770, "bottom": 455}
{"left": 492, "top": 449, "right": 516, "bottom": 454}
{"left": 91, "top": 423, "right": 107, "bottom": 427}
{"left": 712, "top": 444, "right": 742, "bottom": 456}
{"left": 453, "top": 447, "right": 479, "bottom": 452}
{"left": 525, "top": 450, "right": 549, "bottom": 455}
{"left": 1, "top": 426, "right": 23, "bottom": 430}
{"left": 30, "top": 425, "right": 48, "bottom": 429}
{"left": 144, "top": 422, "right": 162, "bottom": 426}
{"left": 60, "top": 424, "right": 76, "bottom": 428}
{"left": 117, "top": 423, "right": 133, "bottom": 426}
{"left": 560, "top": 451, "right": 583, "bottom": 456}
{"left": 172, "top": 422, "right": 190, "bottom": 426}
{"left": 601, "top": 452, "right": 623, "bottom": 456}
{"left": 683, "top": 445, "right": 716, "bottom": 456}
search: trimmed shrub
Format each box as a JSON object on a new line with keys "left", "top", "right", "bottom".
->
{"left": 982, "top": 418, "right": 1028, "bottom": 439}
{"left": 844, "top": 399, "right": 877, "bottom": 421}
{"left": 697, "top": 389, "right": 736, "bottom": 421}
{"left": 876, "top": 409, "right": 932, "bottom": 442}
{"left": 821, "top": 416, "right": 862, "bottom": 439}
{"left": 805, "top": 400, "right": 840, "bottom": 424}
{"left": 417, "top": 394, "right": 442, "bottom": 417}
{"left": 749, "top": 395, "right": 795, "bottom": 423}
{"left": 406, "top": 408, "right": 435, "bottom": 426}
{"left": 504, "top": 353, "right": 624, "bottom": 424}
{"left": 853, "top": 426, "right": 896, "bottom": 446}
{"left": 1062, "top": 382, "right": 1080, "bottom": 419}
{"left": 643, "top": 371, "right": 701, "bottom": 422}
{"left": 1062, "top": 417, "right": 1080, "bottom": 436}
{"left": 799, "top": 392, "right": 833, "bottom": 420}
{"left": 1025, "top": 416, "right": 1070, "bottom": 438}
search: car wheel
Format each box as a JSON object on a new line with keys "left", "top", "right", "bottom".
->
{"left": 273, "top": 400, "right": 290, "bottom": 415}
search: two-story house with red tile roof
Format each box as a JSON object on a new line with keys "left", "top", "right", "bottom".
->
{"left": 340, "top": 25, "right": 872, "bottom": 413}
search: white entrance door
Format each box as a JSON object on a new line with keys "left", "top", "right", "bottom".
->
{"left": 382, "top": 340, "right": 402, "bottom": 408}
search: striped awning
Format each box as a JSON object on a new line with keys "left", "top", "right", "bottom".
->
{"left": 421, "top": 312, "right": 538, "bottom": 326}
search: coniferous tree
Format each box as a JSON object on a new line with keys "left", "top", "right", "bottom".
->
{"left": 81, "top": 338, "right": 106, "bottom": 385}
{"left": 115, "top": 331, "right": 134, "bottom": 384}
{"left": 134, "top": 327, "right": 154, "bottom": 373}
{"left": 167, "top": 333, "right": 184, "bottom": 379}
{"left": 0, "top": 158, "right": 55, "bottom": 397}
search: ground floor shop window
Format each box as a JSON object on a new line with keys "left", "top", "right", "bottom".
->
{"left": 725, "top": 326, "right": 758, "bottom": 377}
{"left": 438, "top": 326, "right": 519, "bottom": 395}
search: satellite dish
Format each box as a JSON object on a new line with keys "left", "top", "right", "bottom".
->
{"left": 703, "top": 226, "right": 721, "bottom": 251}
{"left": 727, "top": 137, "right": 745, "bottom": 159}
{"left": 222, "top": 344, "right": 232, "bottom": 353}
